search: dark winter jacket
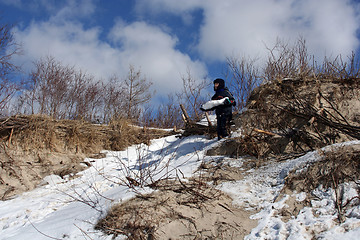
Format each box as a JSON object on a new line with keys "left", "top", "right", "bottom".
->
{"left": 211, "top": 87, "right": 236, "bottom": 115}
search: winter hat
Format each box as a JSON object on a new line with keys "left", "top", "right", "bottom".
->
{"left": 213, "top": 78, "right": 225, "bottom": 89}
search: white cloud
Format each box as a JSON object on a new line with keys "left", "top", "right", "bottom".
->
{"left": 109, "top": 20, "right": 207, "bottom": 91}
{"left": 13, "top": 18, "right": 207, "bottom": 99}
{"left": 12, "top": 0, "right": 359, "bottom": 106}
{"left": 14, "top": 21, "right": 118, "bottom": 78}
{"left": 137, "top": 0, "right": 360, "bottom": 62}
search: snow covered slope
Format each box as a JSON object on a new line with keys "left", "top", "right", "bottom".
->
{"left": 0, "top": 135, "right": 359, "bottom": 239}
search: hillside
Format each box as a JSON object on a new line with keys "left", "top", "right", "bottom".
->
{"left": 94, "top": 77, "right": 360, "bottom": 239}
{"left": 0, "top": 115, "right": 172, "bottom": 199}
{"left": 210, "top": 77, "right": 360, "bottom": 157}
{"left": 0, "top": 77, "right": 359, "bottom": 239}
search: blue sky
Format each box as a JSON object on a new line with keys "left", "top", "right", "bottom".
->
{"left": 1, "top": 0, "right": 360, "bottom": 101}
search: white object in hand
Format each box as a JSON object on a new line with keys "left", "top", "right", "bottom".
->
{"left": 201, "top": 97, "right": 229, "bottom": 111}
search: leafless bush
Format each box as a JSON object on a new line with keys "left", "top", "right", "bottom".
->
{"left": 141, "top": 93, "right": 183, "bottom": 128}
{"left": 16, "top": 56, "right": 106, "bottom": 122}
{"left": 71, "top": 74, "right": 104, "bottom": 121}
{"left": 264, "top": 37, "right": 312, "bottom": 82}
{"left": 263, "top": 36, "right": 360, "bottom": 82}
{"left": 284, "top": 146, "right": 360, "bottom": 223}
{"left": 321, "top": 147, "right": 360, "bottom": 223}
{"left": 227, "top": 55, "right": 260, "bottom": 110}
{"left": 20, "top": 63, "right": 123, "bottom": 123}
{"left": 156, "top": 94, "right": 183, "bottom": 128}
{"left": 107, "top": 143, "right": 177, "bottom": 190}
{"left": 95, "top": 168, "right": 226, "bottom": 240}
{"left": 95, "top": 135, "right": 205, "bottom": 192}
{"left": 178, "top": 69, "right": 209, "bottom": 122}
{"left": 27, "top": 56, "right": 75, "bottom": 117}
{"left": 16, "top": 58, "right": 154, "bottom": 124}
{"left": 100, "top": 75, "right": 125, "bottom": 123}
{"left": 141, "top": 69, "right": 208, "bottom": 128}
{"left": 316, "top": 52, "right": 360, "bottom": 80}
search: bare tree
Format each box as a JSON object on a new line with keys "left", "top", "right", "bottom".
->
{"left": 179, "top": 69, "right": 208, "bottom": 121}
{"left": 139, "top": 105, "right": 155, "bottom": 127}
{"left": 65, "top": 70, "right": 89, "bottom": 119}
{"left": 73, "top": 75, "right": 104, "bottom": 121}
{"left": 0, "top": 20, "right": 21, "bottom": 114}
{"left": 18, "top": 56, "right": 104, "bottom": 121}
{"left": 26, "top": 56, "right": 74, "bottom": 118}
{"left": 226, "top": 55, "right": 260, "bottom": 110}
{"left": 157, "top": 94, "right": 183, "bottom": 128}
{"left": 123, "top": 65, "right": 153, "bottom": 121}
{"left": 144, "top": 93, "right": 183, "bottom": 128}
{"left": 102, "top": 75, "right": 126, "bottom": 123}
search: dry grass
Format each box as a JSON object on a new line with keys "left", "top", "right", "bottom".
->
{"left": 0, "top": 114, "right": 171, "bottom": 153}
{"left": 95, "top": 178, "right": 255, "bottom": 240}
{"left": 284, "top": 145, "right": 360, "bottom": 193}
{"left": 282, "top": 145, "right": 360, "bottom": 223}
{"left": 0, "top": 114, "right": 173, "bottom": 199}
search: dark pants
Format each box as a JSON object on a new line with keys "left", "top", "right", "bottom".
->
{"left": 216, "top": 113, "right": 232, "bottom": 140}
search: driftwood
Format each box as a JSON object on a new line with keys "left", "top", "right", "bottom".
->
{"left": 180, "top": 104, "right": 191, "bottom": 124}
{"left": 205, "top": 112, "right": 213, "bottom": 127}
{"left": 179, "top": 105, "right": 216, "bottom": 137}
{"left": 182, "top": 123, "right": 217, "bottom": 137}
{"left": 276, "top": 99, "right": 360, "bottom": 140}
{"left": 253, "top": 128, "right": 280, "bottom": 137}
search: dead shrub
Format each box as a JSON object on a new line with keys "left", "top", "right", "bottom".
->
{"left": 284, "top": 145, "right": 360, "bottom": 193}
{"left": 0, "top": 115, "right": 171, "bottom": 153}
{"left": 95, "top": 178, "right": 253, "bottom": 240}
{"left": 95, "top": 179, "right": 218, "bottom": 239}
{"left": 0, "top": 115, "right": 172, "bottom": 199}
{"left": 231, "top": 76, "right": 360, "bottom": 161}
{"left": 283, "top": 145, "right": 360, "bottom": 223}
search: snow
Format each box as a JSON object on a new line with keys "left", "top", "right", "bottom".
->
{"left": 0, "top": 134, "right": 359, "bottom": 239}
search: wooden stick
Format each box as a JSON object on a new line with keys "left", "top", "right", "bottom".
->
{"left": 181, "top": 114, "right": 187, "bottom": 123}
{"left": 180, "top": 104, "right": 191, "bottom": 123}
{"left": 308, "top": 108, "right": 324, "bottom": 125}
{"left": 253, "top": 128, "right": 280, "bottom": 137}
{"left": 7, "top": 128, "right": 13, "bottom": 147}
{"left": 205, "top": 112, "right": 212, "bottom": 127}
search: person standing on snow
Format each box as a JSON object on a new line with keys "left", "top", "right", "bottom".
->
{"left": 211, "top": 78, "right": 236, "bottom": 140}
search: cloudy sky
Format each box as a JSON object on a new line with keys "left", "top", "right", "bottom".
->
{"left": 1, "top": 0, "right": 360, "bottom": 100}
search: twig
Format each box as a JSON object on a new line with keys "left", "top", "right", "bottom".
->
{"left": 74, "top": 224, "right": 94, "bottom": 240}
{"left": 29, "top": 219, "right": 62, "bottom": 240}
{"left": 7, "top": 127, "right": 13, "bottom": 147}
{"left": 341, "top": 196, "right": 360, "bottom": 209}
{"left": 218, "top": 203, "right": 235, "bottom": 214}
{"left": 332, "top": 174, "right": 344, "bottom": 223}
